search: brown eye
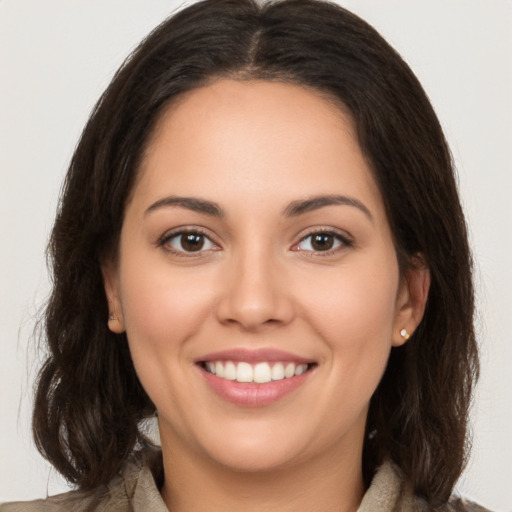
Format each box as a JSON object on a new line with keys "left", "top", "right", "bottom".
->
{"left": 164, "top": 231, "right": 216, "bottom": 254}
{"left": 180, "top": 233, "right": 205, "bottom": 252}
{"left": 295, "top": 231, "right": 349, "bottom": 253}
{"left": 311, "top": 233, "right": 335, "bottom": 251}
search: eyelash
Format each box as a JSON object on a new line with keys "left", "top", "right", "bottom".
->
{"left": 158, "top": 227, "right": 219, "bottom": 258}
{"left": 292, "top": 229, "right": 353, "bottom": 257}
{"left": 158, "top": 227, "right": 353, "bottom": 258}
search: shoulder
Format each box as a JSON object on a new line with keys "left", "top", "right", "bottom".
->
{"left": 0, "top": 478, "right": 127, "bottom": 512}
{"left": 0, "top": 488, "right": 110, "bottom": 512}
{"left": 444, "top": 496, "right": 493, "bottom": 512}
{"left": 0, "top": 448, "right": 163, "bottom": 512}
{"left": 375, "top": 461, "right": 493, "bottom": 512}
{"left": 403, "top": 488, "right": 493, "bottom": 512}
{"left": 404, "top": 488, "right": 493, "bottom": 512}
{"left": 0, "top": 455, "right": 145, "bottom": 512}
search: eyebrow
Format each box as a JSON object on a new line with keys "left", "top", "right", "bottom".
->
{"left": 145, "top": 196, "right": 224, "bottom": 217}
{"left": 144, "top": 193, "right": 372, "bottom": 221}
{"left": 283, "top": 194, "right": 373, "bottom": 221}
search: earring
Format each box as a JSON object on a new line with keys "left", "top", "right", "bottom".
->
{"left": 400, "top": 328, "right": 410, "bottom": 341}
{"left": 108, "top": 313, "right": 118, "bottom": 322}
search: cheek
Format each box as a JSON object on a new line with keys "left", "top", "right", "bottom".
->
{"left": 299, "top": 257, "right": 399, "bottom": 342}
{"left": 116, "top": 258, "right": 222, "bottom": 430}
{"left": 117, "top": 257, "right": 213, "bottom": 374}
{"left": 296, "top": 255, "right": 399, "bottom": 397}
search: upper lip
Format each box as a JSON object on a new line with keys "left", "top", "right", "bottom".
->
{"left": 195, "top": 348, "right": 314, "bottom": 365}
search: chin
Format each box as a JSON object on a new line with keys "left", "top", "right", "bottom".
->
{"left": 165, "top": 414, "right": 314, "bottom": 474}
{"left": 205, "top": 439, "right": 306, "bottom": 474}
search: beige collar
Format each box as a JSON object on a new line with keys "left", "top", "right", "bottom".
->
{"left": 122, "top": 452, "right": 404, "bottom": 512}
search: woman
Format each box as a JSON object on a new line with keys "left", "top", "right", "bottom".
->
{"left": 1, "top": 0, "right": 488, "bottom": 510}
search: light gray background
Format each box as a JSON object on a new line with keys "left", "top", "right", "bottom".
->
{"left": 1, "top": 1, "right": 510, "bottom": 510}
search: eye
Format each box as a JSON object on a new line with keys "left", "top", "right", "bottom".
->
{"left": 293, "top": 231, "right": 351, "bottom": 253}
{"left": 162, "top": 230, "right": 218, "bottom": 255}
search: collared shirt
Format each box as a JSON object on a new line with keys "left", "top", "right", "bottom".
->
{"left": 0, "top": 451, "right": 491, "bottom": 512}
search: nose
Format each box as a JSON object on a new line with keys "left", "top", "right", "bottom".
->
{"left": 215, "top": 247, "right": 295, "bottom": 331}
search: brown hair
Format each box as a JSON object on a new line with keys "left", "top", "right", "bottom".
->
{"left": 33, "top": 0, "right": 478, "bottom": 506}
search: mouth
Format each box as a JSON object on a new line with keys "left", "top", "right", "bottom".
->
{"left": 195, "top": 349, "right": 316, "bottom": 406}
{"left": 200, "top": 360, "right": 314, "bottom": 384}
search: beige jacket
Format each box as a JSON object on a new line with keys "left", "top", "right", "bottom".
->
{"left": 0, "top": 452, "right": 490, "bottom": 512}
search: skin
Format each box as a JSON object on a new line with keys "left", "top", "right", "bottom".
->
{"left": 104, "top": 79, "right": 430, "bottom": 512}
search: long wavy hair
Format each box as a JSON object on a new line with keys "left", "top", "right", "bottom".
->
{"left": 33, "top": 0, "right": 478, "bottom": 506}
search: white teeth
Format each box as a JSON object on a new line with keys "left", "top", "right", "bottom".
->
{"left": 284, "top": 363, "right": 295, "bottom": 378}
{"left": 215, "top": 361, "right": 224, "bottom": 378}
{"left": 271, "top": 362, "right": 285, "bottom": 380}
{"left": 204, "top": 361, "right": 310, "bottom": 383}
{"left": 224, "top": 361, "right": 237, "bottom": 380}
{"left": 294, "top": 364, "right": 307, "bottom": 376}
{"left": 253, "top": 362, "right": 272, "bottom": 383}
{"left": 236, "top": 362, "right": 253, "bottom": 383}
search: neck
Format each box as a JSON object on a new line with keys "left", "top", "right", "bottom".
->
{"left": 160, "top": 436, "right": 365, "bottom": 512}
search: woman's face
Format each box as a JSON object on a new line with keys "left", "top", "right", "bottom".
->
{"left": 105, "top": 79, "right": 428, "bottom": 474}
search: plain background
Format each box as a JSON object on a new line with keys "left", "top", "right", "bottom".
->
{"left": 0, "top": 1, "right": 511, "bottom": 510}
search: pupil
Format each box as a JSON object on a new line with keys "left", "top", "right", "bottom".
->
{"left": 312, "top": 234, "right": 333, "bottom": 251}
{"left": 182, "top": 233, "right": 204, "bottom": 251}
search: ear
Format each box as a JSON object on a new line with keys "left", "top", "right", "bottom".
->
{"left": 101, "top": 259, "right": 125, "bottom": 334}
{"left": 392, "top": 258, "right": 430, "bottom": 347}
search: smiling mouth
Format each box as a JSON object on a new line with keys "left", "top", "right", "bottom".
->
{"left": 200, "top": 361, "right": 315, "bottom": 384}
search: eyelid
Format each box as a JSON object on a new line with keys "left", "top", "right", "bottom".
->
{"left": 158, "top": 226, "right": 221, "bottom": 256}
{"left": 291, "top": 227, "right": 354, "bottom": 254}
{"left": 156, "top": 225, "right": 352, "bottom": 257}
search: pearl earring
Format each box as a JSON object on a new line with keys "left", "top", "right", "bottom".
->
{"left": 400, "top": 328, "right": 410, "bottom": 340}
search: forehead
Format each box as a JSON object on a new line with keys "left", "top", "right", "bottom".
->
{"left": 134, "top": 79, "right": 383, "bottom": 217}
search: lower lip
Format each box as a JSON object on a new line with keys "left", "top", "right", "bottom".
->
{"left": 199, "top": 366, "right": 312, "bottom": 407}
